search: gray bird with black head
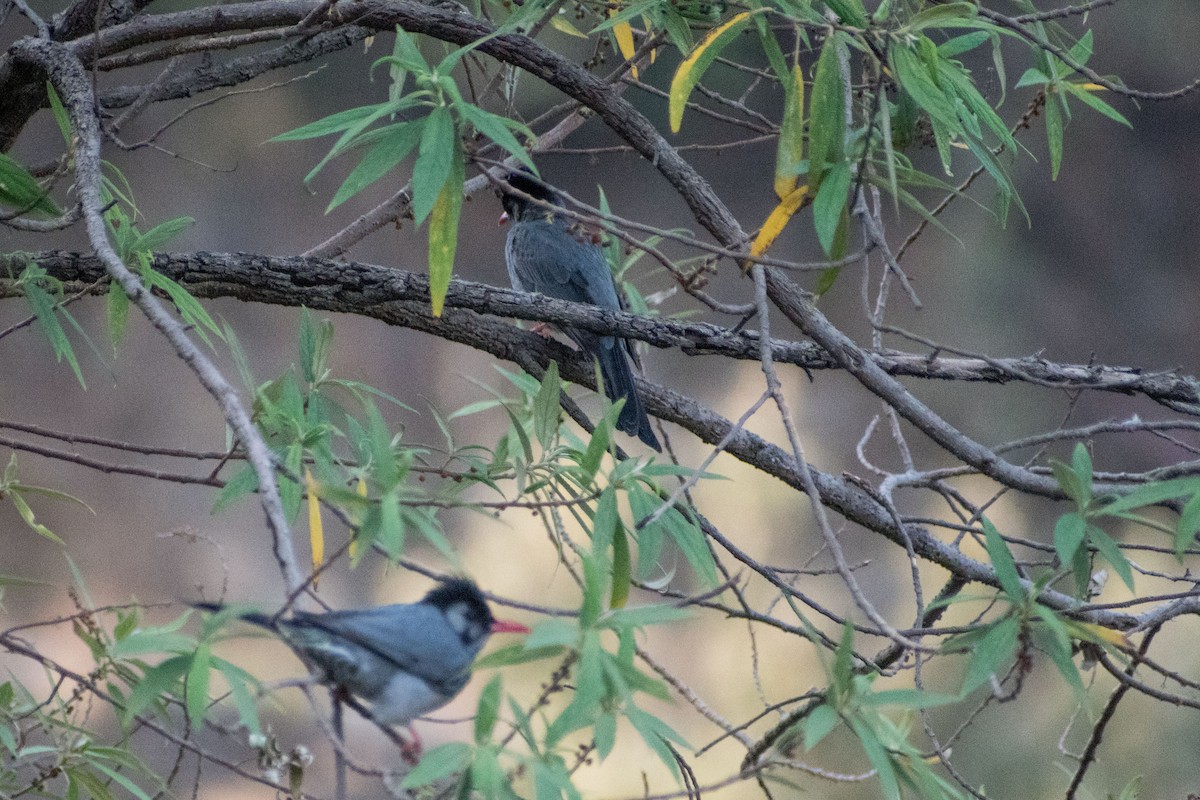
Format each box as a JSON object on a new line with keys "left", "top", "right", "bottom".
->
{"left": 196, "top": 580, "right": 528, "bottom": 732}
{"left": 499, "top": 170, "right": 661, "bottom": 451}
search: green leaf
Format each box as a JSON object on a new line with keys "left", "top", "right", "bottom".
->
{"left": 326, "top": 121, "right": 423, "bottom": 212}
{"left": 1031, "top": 606, "right": 1085, "bottom": 692}
{"left": 1045, "top": 93, "right": 1063, "bottom": 180}
{"left": 1053, "top": 512, "right": 1087, "bottom": 569}
{"left": 298, "top": 308, "right": 334, "bottom": 385}
{"left": 23, "top": 269, "right": 85, "bottom": 388}
{"left": 213, "top": 656, "right": 262, "bottom": 735}
{"left": 1067, "top": 29, "right": 1094, "bottom": 67}
{"left": 524, "top": 618, "right": 580, "bottom": 650}
{"left": 8, "top": 490, "right": 64, "bottom": 543}
{"left": 1071, "top": 443, "right": 1094, "bottom": 490}
{"left": 1176, "top": 492, "right": 1200, "bottom": 558}
{"left": 807, "top": 34, "right": 846, "bottom": 187}
{"left": 270, "top": 104, "right": 387, "bottom": 142}
{"left": 982, "top": 517, "right": 1024, "bottom": 601}
{"left": 625, "top": 705, "right": 686, "bottom": 778}
{"left": 1087, "top": 525, "right": 1134, "bottom": 591}
{"left": 474, "top": 675, "right": 502, "bottom": 744}
{"left": 401, "top": 742, "right": 474, "bottom": 788}
{"left": 107, "top": 283, "right": 130, "bottom": 351}
{"left": 658, "top": 501, "right": 718, "bottom": 585}
{"left": 905, "top": 2, "right": 976, "bottom": 32}
{"left": 426, "top": 143, "right": 463, "bottom": 317}
{"left": 468, "top": 746, "right": 504, "bottom": 797}
{"left": 131, "top": 216, "right": 195, "bottom": 252}
{"left": 774, "top": 65, "right": 805, "bottom": 199}
{"left": 847, "top": 716, "right": 901, "bottom": 800}
{"left": 411, "top": 106, "right": 455, "bottom": 226}
{"left": 937, "top": 31, "right": 991, "bottom": 58}
{"left": 861, "top": 689, "right": 959, "bottom": 708}
{"left": 124, "top": 655, "right": 192, "bottom": 723}
{"left": 802, "top": 702, "right": 839, "bottom": 749}
{"left": 823, "top": 0, "right": 867, "bottom": 26}
{"left": 889, "top": 44, "right": 959, "bottom": 135}
{"left": 1096, "top": 477, "right": 1200, "bottom": 516}
{"left": 813, "top": 161, "right": 852, "bottom": 255}
{"left": 611, "top": 526, "right": 631, "bottom": 609}
{"left": 591, "top": 486, "right": 619, "bottom": 554}
{"left": 212, "top": 463, "right": 258, "bottom": 513}
{"left": 0, "top": 152, "right": 61, "bottom": 216}
{"left": 457, "top": 104, "right": 535, "bottom": 172}
{"left": 185, "top": 643, "right": 211, "bottom": 730}
{"left": 88, "top": 761, "right": 154, "bottom": 800}
{"left": 46, "top": 83, "right": 73, "bottom": 145}
{"left": 1063, "top": 83, "right": 1132, "bottom": 128}
{"left": 473, "top": 642, "right": 564, "bottom": 669}
{"left": 533, "top": 361, "right": 562, "bottom": 447}
{"left": 603, "top": 603, "right": 689, "bottom": 629}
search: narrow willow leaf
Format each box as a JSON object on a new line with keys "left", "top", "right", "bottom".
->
{"left": 400, "top": 742, "right": 474, "bottom": 788}
{"left": 813, "top": 161, "right": 851, "bottom": 255}
{"left": 532, "top": 360, "right": 562, "bottom": 446}
{"left": 1065, "top": 82, "right": 1132, "bottom": 127}
{"left": 550, "top": 14, "right": 590, "bottom": 38}
{"left": 904, "top": 1, "right": 976, "bottom": 31}
{"left": 807, "top": 34, "right": 846, "bottom": 188}
{"left": 611, "top": 17, "right": 639, "bottom": 79}
{"left": 982, "top": 517, "right": 1024, "bottom": 601}
{"left": 1087, "top": 525, "right": 1134, "bottom": 591}
{"left": 305, "top": 469, "right": 323, "bottom": 586}
{"left": 750, "top": 185, "right": 808, "bottom": 258}
{"left": 669, "top": 10, "right": 766, "bottom": 132}
{"left": 823, "top": 0, "right": 867, "bottom": 26}
{"left": 426, "top": 145, "right": 463, "bottom": 316}
{"left": 0, "top": 153, "right": 61, "bottom": 216}
{"left": 326, "top": 121, "right": 422, "bottom": 212}
{"left": 474, "top": 675, "right": 502, "bottom": 744}
{"left": 1045, "top": 94, "right": 1064, "bottom": 179}
{"left": 774, "top": 65, "right": 805, "bottom": 199}
{"left": 1053, "top": 512, "right": 1086, "bottom": 571}
{"left": 411, "top": 106, "right": 454, "bottom": 226}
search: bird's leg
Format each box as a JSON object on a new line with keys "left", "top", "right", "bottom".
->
{"left": 399, "top": 725, "right": 423, "bottom": 765}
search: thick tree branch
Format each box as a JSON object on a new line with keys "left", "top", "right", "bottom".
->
{"left": 5, "top": 248, "right": 1196, "bottom": 630}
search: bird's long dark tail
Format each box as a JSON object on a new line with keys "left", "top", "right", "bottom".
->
{"left": 595, "top": 338, "right": 661, "bottom": 451}
{"left": 192, "top": 601, "right": 277, "bottom": 630}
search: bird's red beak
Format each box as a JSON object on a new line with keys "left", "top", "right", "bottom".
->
{"left": 491, "top": 619, "right": 530, "bottom": 634}
{"left": 498, "top": 211, "right": 509, "bottom": 226}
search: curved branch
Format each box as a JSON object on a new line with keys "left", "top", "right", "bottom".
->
{"left": 7, "top": 40, "right": 306, "bottom": 598}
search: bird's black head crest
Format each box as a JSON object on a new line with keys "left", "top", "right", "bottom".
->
{"left": 423, "top": 578, "right": 492, "bottom": 620}
{"left": 499, "top": 169, "right": 561, "bottom": 219}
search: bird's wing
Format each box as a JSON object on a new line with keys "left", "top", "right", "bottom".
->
{"left": 506, "top": 219, "right": 623, "bottom": 313}
{"left": 290, "top": 604, "right": 474, "bottom": 694}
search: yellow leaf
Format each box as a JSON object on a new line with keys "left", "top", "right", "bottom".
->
{"left": 641, "top": 15, "right": 656, "bottom": 64}
{"left": 1077, "top": 82, "right": 1107, "bottom": 92}
{"left": 550, "top": 14, "right": 589, "bottom": 39}
{"left": 669, "top": 9, "right": 766, "bottom": 132}
{"left": 611, "top": 17, "right": 638, "bottom": 79}
{"left": 305, "top": 468, "right": 323, "bottom": 586}
{"left": 1071, "top": 622, "right": 1130, "bottom": 648}
{"left": 749, "top": 185, "right": 808, "bottom": 260}
{"left": 774, "top": 64, "right": 805, "bottom": 199}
